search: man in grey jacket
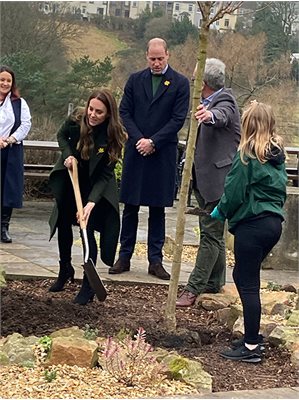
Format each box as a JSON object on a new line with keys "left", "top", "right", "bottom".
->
{"left": 176, "top": 58, "right": 241, "bottom": 307}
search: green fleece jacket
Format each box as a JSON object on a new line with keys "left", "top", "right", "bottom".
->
{"left": 217, "top": 150, "right": 287, "bottom": 233}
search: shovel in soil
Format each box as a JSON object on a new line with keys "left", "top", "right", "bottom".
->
{"left": 68, "top": 158, "right": 107, "bottom": 302}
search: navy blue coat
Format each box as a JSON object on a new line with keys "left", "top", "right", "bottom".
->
{"left": 119, "top": 66, "right": 190, "bottom": 207}
{"left": 1, "top": 99, "right": 24, "bottom": 208}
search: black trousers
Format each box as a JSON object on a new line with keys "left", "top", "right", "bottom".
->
{"left": 56, "top": 181, "right": 97, "bottom": 266}
{"left": 233, "top": 215, "right": 282, "bottom": 344}
{"left": 119, "top": 204, "right": 165, "bottom": 263}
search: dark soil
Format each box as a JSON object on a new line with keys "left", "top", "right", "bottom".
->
{"left": 1, "top": 279, "right": 298, "bottom": 393}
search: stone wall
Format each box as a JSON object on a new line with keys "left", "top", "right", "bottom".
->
{"left": 263, "top": 187, "right": 299, "bottom": 271}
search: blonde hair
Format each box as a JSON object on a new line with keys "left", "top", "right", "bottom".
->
{"left": 72, "top": 89, "right": 126, "bottom": 162}
{"left": 239, "top": 101, "right": 285, "bottom": 164}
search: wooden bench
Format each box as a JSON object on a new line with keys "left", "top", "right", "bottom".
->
{"left": 285, "top": 146, "right": 299, "bottom": 187}
{"left": 23, "top": 140, "right": 59, "bottom": 178}
{"left": 178, "top": 141, "right": 299, "bottom": 187}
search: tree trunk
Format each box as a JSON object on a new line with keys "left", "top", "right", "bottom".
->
{"left": 164, "top": 20, "right": 210, "bottom": 332}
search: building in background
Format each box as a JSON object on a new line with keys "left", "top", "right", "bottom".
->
{"left": 38, "top": 1, "right": 298, "bottom": 38}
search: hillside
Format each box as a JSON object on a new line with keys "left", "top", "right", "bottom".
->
{"left": 63, "top": 24, "right": 128, "bottom": 63}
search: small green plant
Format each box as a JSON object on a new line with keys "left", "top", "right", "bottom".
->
{"left": 44, "top": 369, "right": 57, "bottom": 382}
{"left": 267, "top": 281, "right": 283, "bottom": 291}
{"left": 84, "top": 324, "right": 99, "bottom": 340}
{"left": 103, "top": 327, "right": 165, "bottom": 386}
{"left": 38, "top": 336, "right": 52, "bottom": 353}
{"left": 21, "top": 360, "right": 35, "bottom": 369}
{"left": 35, "top": 336, "right": 52, "bottom": 364}
{"left": 115, "top": 327, "right": 133, "bottom": 341}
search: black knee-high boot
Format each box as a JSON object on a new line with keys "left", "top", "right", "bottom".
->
{"left": 49, "top": 261, "right": 75, "bottom": 292}
{"left": 1, "top": 207, "right": 13, "bottom": 243}
{"left": 73, "top": 273, "right": 95, "bottom": 305}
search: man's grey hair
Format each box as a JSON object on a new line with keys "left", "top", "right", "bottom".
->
{"left": 203, "top": 58, "right": 226, "bottom": 91}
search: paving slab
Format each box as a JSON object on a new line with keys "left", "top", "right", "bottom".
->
{"left": 1, "top": 201, "right": 298, "bottom": 288}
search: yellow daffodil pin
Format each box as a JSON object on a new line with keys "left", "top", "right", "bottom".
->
{"left": 164, "top": 80, "right": 171, "bottom": 86}
{"left": 97, "top": 147, "right": 105, "bottom": 154}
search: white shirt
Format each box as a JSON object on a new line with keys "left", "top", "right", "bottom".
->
{"left": 0, "top": 92, "right": 31, "bottom": 142}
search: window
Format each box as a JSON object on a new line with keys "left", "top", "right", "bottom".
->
{"left": 115, "top": 8, "right": 121, "bottom": 16}
{"left": 124, "top": 10, "right": 129, "bottom": 17}
{"left": 132, "top": 1, "right": 137, "bottom": 7}
{"left": 224, "top": 19, "right": 229, "bottom": 27}
{"left": 175, "top": 3, "right": 179, "bottom": 11}
{"left": 188, "top": 4, "right": 193, "bottom": 12}
{"left": 97, "top": 7, "right": 103, "bottom": 15}
{"left": 82, "top": 6, "right": 86, "bottom": 14}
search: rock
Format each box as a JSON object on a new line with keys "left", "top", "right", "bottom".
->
{"left": 291, "top": 349, "right": 299, "bottom": 368}
{"left": 269, "top": 326, "right": 299, "bottom": 348}
{"left": 215, "top": 306, "right": 241, "bottom": 330}
{"left": 289, "top": 340, "right": 299, "bottom": 368}
{"left": 48, "top": 336, "right": 98, "bottom": 368}
{"left": 0, "top": 351, "right": 9, "bottom": 365}
{"left": 270, "top": 303, "right": 289, "bottom": 317}
{"left": 261, "top": 291, "right": 296, "bottom": 315}
{"left": 221, "top": 283, "right": 239, "bottom": 297}
{"left": 160, "top": 352, "right": 212, "bottom": 393}
{"left": 51, "top": 326, "right": 85, "bottom": 339}
{"left": 1, "top": 333, "right": 39, "bottom": 365}
{"left": 286, "top": 310, "right": 299, "bottom": 327}
{"left": 198, "top": 293, "right": 237, "bottom": 311}
{"left": 233, "top": 316, "right": 279, "bottom": 338}
{"left": 0, "top": 267, "right": 6, "bottom": 288}
{"left": 282, "top": 284, "right": 297, "bottom": 293}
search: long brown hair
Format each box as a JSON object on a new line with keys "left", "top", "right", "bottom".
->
{"left": 0, "top": 65, "right": 20, "bottom": 100}
{"left": 75, "top": 89, "right": 126, "bottom": 161}
{"left": 239, "top": 101, "right": 285, "bottom": 164}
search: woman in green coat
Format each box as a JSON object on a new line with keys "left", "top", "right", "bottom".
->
{"left": 48, "top": 89, "right": 126, "bottom": 305}
{"left": 211, "top": 101, "right": 287, "bottom": 362}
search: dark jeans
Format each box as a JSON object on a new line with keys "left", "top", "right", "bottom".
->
{"left": 233, "top": 215, "right": 282, "bottom": 344}
{"left": 56, "top": 186, "right": 97, "bottom": 266}
{"left": 186, "top": 189, "right": 226, "bottom": 295}
{"left": 119, "top": 204, "right": 165, "bottom": 263}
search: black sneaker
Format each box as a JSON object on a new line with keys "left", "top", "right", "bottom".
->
{"left": 220, "top": 344, "right": 262, "bottom": 363}
{"left": 231, "top": 334, "right": 265, "bottom": 351}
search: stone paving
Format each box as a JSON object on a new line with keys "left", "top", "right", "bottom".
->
{"left": 1, "top": 200, "right": 299, "bottom": 399}
{"left": 1, "top": 200, "right": 298, "bottom": 287}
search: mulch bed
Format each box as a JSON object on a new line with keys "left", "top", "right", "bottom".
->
{"left": 1, "top": 279, "right": 298, "bottom": 394}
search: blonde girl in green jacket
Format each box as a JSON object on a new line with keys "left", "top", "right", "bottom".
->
{"left": 211, "top": 101, "right": 287, "bottom": 362}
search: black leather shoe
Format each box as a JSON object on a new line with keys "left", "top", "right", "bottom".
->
{"left": 1, "top": 226, "right": 12, "bottom": 243}
{"left": 49, "top": 262, "right": 75, "bottom": 292}
{"left": 109, "top": 258, "right": 130, "bottom": 274}
{"left": 148, "top": 262, "right": 170, "bottom": 280}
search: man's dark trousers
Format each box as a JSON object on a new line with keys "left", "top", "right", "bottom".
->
{"left": 119, "top": 204, "right": 165, "bottom": 263}
{"left": 186, "top": 189, "right": 226, "bottom": 294}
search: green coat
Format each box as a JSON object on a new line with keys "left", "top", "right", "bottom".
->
{"left": 217, "top": 151, "right": 287, "bottom": 233}
{"left": 49, "top": 118, "right": 120, "bottom": 266}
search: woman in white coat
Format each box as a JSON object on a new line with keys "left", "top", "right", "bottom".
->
{"left": 0, "top": 65, "right": 31, "bottom": 243}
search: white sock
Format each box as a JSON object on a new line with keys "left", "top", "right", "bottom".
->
{"left": 245, "top": 343, "right": 258, "bottom": 350}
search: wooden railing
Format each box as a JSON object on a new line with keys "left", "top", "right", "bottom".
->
{"left": 23, "top": 140, "right": 58, "bottom": 178}
{"left": 23, "top": 140, "right": 298, "bottom": 186}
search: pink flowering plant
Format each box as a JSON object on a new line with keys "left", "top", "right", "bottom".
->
{"left": 102, "top": 327, "right": 165, "bottom": 386}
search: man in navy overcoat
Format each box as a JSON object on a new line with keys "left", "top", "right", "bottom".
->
{"left": 109, "top": 37, "right": 190, "bottom": 279}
